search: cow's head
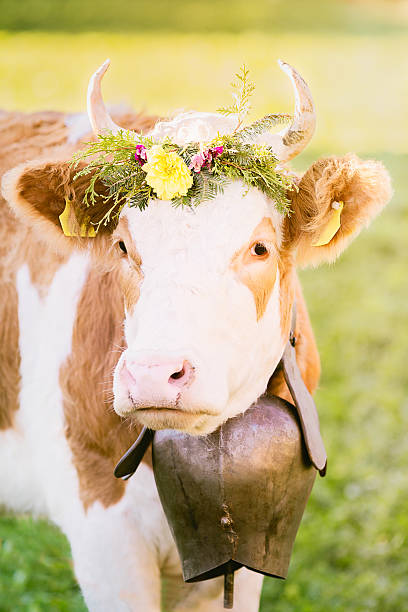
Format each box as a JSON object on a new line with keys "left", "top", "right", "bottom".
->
{"left": 3, "top": 61, "right": 392, "bottom": 435}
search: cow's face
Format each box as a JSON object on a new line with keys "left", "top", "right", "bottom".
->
{"left": 111, "top": 181, "right": 292, "bottom": 434}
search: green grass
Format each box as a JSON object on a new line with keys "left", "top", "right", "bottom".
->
{"left": 0, "top": 0, "right": 406, "bottom": 35}
{"left": 1, "top": 3, "right": 408, "bottom": 609}
{"left": 0, "top": 516, "right": 84, "bottom": 611}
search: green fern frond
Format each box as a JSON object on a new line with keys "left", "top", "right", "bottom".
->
{"left": 217, "top": 65, "right": 256, "bottom": 130}
{"left": 236, "top": 113, "right": 292, "bottom": 141}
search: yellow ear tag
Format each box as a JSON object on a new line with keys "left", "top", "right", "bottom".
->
{"left": 312, "top": 201, "right": 343, "bottom": 247}
{"left": 59, "top": 199, "right": 96, "bottom": 238}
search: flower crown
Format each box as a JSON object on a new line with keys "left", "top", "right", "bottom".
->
{"left": 68, "top": 67, "right": 295, "bottom": 236}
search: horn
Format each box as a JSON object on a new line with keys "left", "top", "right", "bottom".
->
{"left": 264, "top": 60, "right": 316, "bottom": 163}
{"left": 87, "top": 59, "right": 122, "bottom": 136}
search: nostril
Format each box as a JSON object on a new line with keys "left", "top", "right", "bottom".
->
{"left": 168, "top": 360, "right": 194, "bottom": 388}
{"left": 170, "top": 367, "right": 185, "bottom": 381}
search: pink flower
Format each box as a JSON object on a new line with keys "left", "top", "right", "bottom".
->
{"left": 189, "top": 146, "right": 224, "bottom": 173}
{"left": 211, "top": 146, "right": 224, "bottom": 158}
{"left": 135, "top": 144, "right": 147, "bottom": 165}
{"left": 189, "top": 152, "right": 206, "bottom": 173}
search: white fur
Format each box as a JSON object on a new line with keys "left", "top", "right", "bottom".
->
{"left": 149, "top": 111, "right": 238, "bottom": 146}
{"left": 0, "top": 254, "right": 89, "bottom": 518}
{"left": 114, "top": 181, "right": 285, "bottom": 434}
{"left": 65, "top": 112, "right": 93, "bottom": 144}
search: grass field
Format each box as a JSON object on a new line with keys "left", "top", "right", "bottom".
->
{"left": 1, "top": 2, "right": 408, "bottom": 610}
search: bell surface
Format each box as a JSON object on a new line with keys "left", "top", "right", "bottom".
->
{"left": 152, "top": 395, "right": 316, "bottom": 583}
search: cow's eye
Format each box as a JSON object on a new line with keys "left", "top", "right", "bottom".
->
{"left": 250, "top": 242, "right": 269, "bottom": 257}
{"left": 118, "top": 241, "right": 127, "bottom": 255}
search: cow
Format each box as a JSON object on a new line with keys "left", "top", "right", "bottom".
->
{"left": 0, "top": 60, "right": 392, "bottom": 611}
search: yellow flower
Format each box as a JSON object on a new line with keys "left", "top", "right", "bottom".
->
{"left": 142, "top": 145, "right": 193, "bottom": 200}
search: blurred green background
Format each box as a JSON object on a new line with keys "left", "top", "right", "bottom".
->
{"left": 0, "top": 0, "right": 407, "bottom": 610}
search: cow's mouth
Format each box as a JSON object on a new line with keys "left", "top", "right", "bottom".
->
{"left": 131, "top": 406, "right": 212, "bottom": 431}
{"left": 137, "top": 406, "right": 214, "bottom": 420}
{"left": 137, "top": 407, "right": 203, "bottom": 417}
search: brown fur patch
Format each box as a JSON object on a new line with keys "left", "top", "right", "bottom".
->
{"left": 0, "top": 279, "right": 20, "bottom": 429}
{"left": 278, "top": 249, "right": 295, "bottom": 343}
{"left": 0, "top": 111, "right": 69, "bottom": 176}
{"left": 4, "top": 160, "right": 119, "bottom": 255}
{"left": 268, "top": 274, "right": 320, "bottom": 401}
{"left": 60, "top": 264, "right": 146, "bottom": 510}
{"left": 112, "top": 218, "right": 143, "bottom": 314}
{"left": 231, "top": 217, "right": 278, "bottom": 320}
{"left": 285, "top": 154, "right": 392, "bottom": 267}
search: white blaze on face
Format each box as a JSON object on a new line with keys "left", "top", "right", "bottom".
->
{"left": 113, "top": 181, "right": 287, "bottom": 435}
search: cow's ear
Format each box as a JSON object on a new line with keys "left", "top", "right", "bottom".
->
{"left": 285, "top": 154, "right": 392, "bottom": 267}
{"left": 2, "top": 159, "right": 115, "bottom": 251}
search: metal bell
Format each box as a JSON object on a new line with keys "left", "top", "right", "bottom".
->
{"left": 152, "top": 395, "right": 317, "bottom": 608}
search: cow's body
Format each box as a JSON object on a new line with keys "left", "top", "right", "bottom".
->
{"left": 0, "top": 61, "right": 392, "bottom": 611}
{"left": 0, "top": 111, "right": 293, "bottom": 610}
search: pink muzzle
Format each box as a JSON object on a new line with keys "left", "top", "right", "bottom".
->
{"left": 120, "top": 355, "right": 195, "bottom": 407}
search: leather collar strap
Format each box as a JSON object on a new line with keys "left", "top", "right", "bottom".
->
{"left": 114, "top": 426, "right": 154, "bottom": 479}
{"left": 114, "top": 302, "right": 327, "bottom": 479}
{"left": 281, "top": 300, "right": 327, "bottom": 476}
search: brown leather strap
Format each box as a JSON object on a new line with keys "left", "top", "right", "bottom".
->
{"left": 114, "top": 427, "right": 154, "bottom": 479}
{"left": 281, "top": 301, "right": 327, "bottom": 476}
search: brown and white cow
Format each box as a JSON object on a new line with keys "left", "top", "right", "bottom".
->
{"left": 0, "top": 62, "right": 391, "bottom": 611}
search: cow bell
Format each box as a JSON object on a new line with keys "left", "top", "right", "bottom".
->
{"left": 152, "top": 395, "right": 317, "bottom": 608}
